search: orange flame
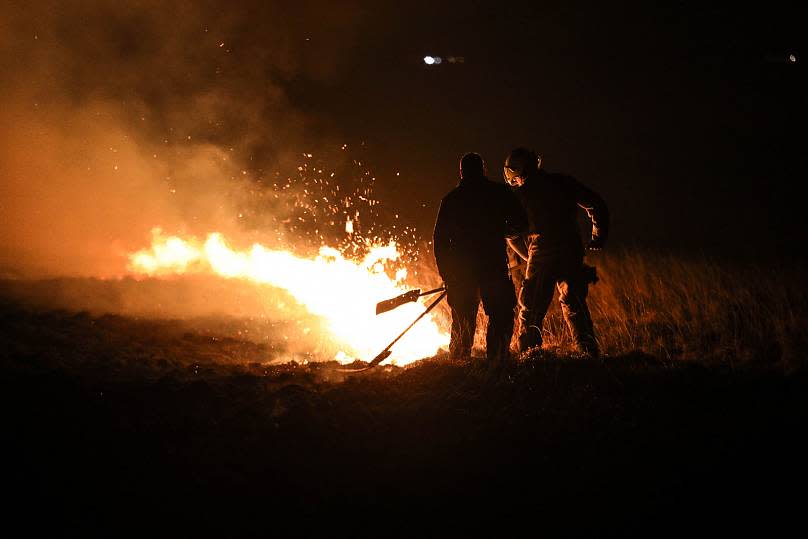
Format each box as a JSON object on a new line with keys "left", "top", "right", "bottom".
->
{"left": 128, "top": 229, "right": 449, "bottom": 365}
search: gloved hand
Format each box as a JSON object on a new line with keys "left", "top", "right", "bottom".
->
{"left": 587, "top": 237, "right": 606, "bottom": 251}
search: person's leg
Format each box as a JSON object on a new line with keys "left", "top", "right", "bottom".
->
{"left": 557, "top": 270, "right": 599, "bottom": 357}
{"left": 516, "top": 256, "right": 559, "bottom": 352}
{"left": 446, "top": 282, "right": 479, "bottom": 359}
{"left": 480, "top": 275, "right": 517, "bottom": 362}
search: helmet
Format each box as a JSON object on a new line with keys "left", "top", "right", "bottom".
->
{"left": 504, "top": 147, "right": 541, "bottom": 187}
{"left": 459, "top": 152, "right": 486, "bottom": 179}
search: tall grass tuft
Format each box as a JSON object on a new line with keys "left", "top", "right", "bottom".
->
{"left": 535, "top": 248, "right": 807, "bottom": 367}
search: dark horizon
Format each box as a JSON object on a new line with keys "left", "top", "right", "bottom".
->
{"left": 286, "top": 1, "right": 805, "bottom": 260}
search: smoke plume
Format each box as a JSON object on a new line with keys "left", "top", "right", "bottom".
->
{"left": 0, "top": 0, "right": 363, "bottom": 278}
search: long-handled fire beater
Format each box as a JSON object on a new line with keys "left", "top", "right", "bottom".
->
{"left": 339, "top": 286, "right": 446, "bottom": 372}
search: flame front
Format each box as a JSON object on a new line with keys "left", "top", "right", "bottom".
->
{"left": 128, "top": 230, "right": 449, "bottom": 365}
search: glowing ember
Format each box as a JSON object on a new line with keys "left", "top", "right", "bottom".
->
{"left": 128, "top": 229, "right": 449, "bottom": 365}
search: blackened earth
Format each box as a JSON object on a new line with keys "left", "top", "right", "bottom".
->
{"left": 2, "top": 299, "right": 806, "bottom": 536}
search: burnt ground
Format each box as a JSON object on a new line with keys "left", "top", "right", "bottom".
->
{"left": 1, "top": 299, "right": 807, "bottom": 537}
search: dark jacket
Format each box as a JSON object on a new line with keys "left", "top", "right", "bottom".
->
{"left": 433, "top": 175, "right": 528, "bottom": 283}
{"left": 514, "top": 170, "right": 609, "bottom": 259}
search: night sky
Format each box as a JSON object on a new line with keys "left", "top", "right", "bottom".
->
{"left": 1, "top": 1, "right": 805, "bottom": 274}
{"left": 289, "top": 1, "right": 805, "bottom": 259}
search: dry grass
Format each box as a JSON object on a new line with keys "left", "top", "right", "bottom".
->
{"left": 2, "top": 247, "right": 806, "bottom": 369}
{"left": 535, "top": 248, "right": 807, "bottom": 367}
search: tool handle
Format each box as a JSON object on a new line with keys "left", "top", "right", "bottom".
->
{"left": 419, "top": 285, "right": 446, "bottom": 297}
{"left": 368, "top": 291, "right": 447, "bottom": 367}
{"left": 388, "top": 290, "right": 446, "bottom": 349}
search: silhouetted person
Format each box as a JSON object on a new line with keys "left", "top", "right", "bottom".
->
{"left": 433, "top": 152, "right": 528, "bottom": 362}
{"left": 504, "top": 147, "right": 609, "bottom": 357}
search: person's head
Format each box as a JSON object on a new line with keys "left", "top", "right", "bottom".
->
{"left": 459, "top": 152, "right": 486, "bottom": 180}
{"left": 503, "top": 147, "right": 541, "bottom": 187}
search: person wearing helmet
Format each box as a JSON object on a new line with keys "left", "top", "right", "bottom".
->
{"left": 504, "top": 147, "right": 609, "bottom": 357}
{"left": 433, "top": 152, "right": 528, "bottom": 362}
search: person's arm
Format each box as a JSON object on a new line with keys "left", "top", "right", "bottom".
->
{"left": 507, "top": 237, "right": 529, "bottom": 262}
{"left": 570, "top": 177, "right": 610, "bottom": 249}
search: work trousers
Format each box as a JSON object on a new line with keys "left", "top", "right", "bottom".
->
{"left": 446, "top": 275, "right": 516, "bottom": 362}
{"left": 517, "top": 253, "right": 598, "bottom": 356}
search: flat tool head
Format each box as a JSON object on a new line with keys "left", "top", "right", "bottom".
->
{"left": 375, "top": 289, "right": 421, "bottom": 315}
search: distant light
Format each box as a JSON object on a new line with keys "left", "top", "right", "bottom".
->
{"left": 789, "top": 54, "right": 797, "bottom": 63}
{"left": 423, "top": 56, "right": 435, "bottom": 65}
{"left": 434, "top": 56, "right": 442, "bottom": 64}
